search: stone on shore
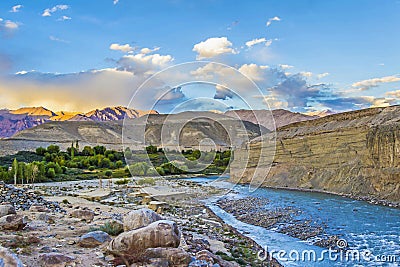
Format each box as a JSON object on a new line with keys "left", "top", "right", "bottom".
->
{"left": 38, "top": 253, "right": 76, "bottom": 267}
{"left": 29, "top": 204, "right": 50, "bottom": 212}
{"left": 78, "top": 230, "right": 112, "bottom": 248}
{"left": 196, "top": 250, "right": 240, "bottom": 267}
{"left": 0, "top": 214, "right": 27, "bottom": 231}
{"left": 0, "top": 246, "right": 24, "bottom": 267}
{"left": 108, "top": 220, "right": 181, "bottom": 255}
{"left": 0, "top": 204, "right": 16, "bottom": 218}
{"left": 70, "top": 208, "right": 95, "bottom": 222}
{"left": 144, "top": 247, "right": 192, "bottom": 266}
{"left": 123, "top": 208, "right": 163, "bottom": 231}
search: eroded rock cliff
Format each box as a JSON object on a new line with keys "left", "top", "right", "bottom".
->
{"left": 230, "top": 106, "right": 400, "bottom": 204}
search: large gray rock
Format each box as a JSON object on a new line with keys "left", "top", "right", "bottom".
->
{"left": 0, "top": 246, "right": 24, "bottom": 267}
{"left": 124, "top": 208, "right": 163, "bottom": 231}
{"left": 0, "top": 214, "right": 26, "bottom": 231}
{"left": 108, "top": 220, "right": 180, "bottom": 255}
{"left": 144, "top": 247, "right": 192, "bottom": 267}
{"left": 0, "top": 204, "right": 16, "bottom": 218}
{"left": 38, "top": 253, "right": 75, "bottom": 267}
{"left": 78, "top": 231, "right": 111, "bottom": 248}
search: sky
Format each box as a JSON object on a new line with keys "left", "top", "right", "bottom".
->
{"left": 0, "top": 0, "right": 399, "bottom": 113}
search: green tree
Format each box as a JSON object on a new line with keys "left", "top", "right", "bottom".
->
{"left": 94, "top": 146, "right": 106, "bottom": 155}
{"left": 47, "top": 168, "right": 56, "bottom": 178}
{"left": 36, "top": 147, "right": 47, "bottom": 156}
{"left": 124, "top": 147, "right": 133, "bottom": 159}
{"left": 146, "top": 145, "right": 158, "bottom": 154}
{"left": 115, "top": 160, "right": 123, "bottom": 168}
{"left": 82, "top": 146, "right": 94, "bottom": 156}
{"left": 47, "top": 145, "right": 60, "bottom": 154}
{"left": 105, "top": 170, "right": 112, "bottom": 178}
{"left": 12, "top": 158, "right": 18, "bottom": 185}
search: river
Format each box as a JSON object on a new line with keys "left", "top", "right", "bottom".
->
{"left": 184, "top": 176, "right": 400, "bottom": 267}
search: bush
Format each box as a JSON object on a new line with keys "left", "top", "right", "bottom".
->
{"left": 90, "top": 221, "right": 123, "bottom": 236}
{"left": 47, "top": 168, "right": 56, "bottom": 178}
{"left": 136, "top": 177, "right": 156, "bottom": 186}
{"left": 104, "top": 170, "right": 113, "bottom": 177}
{"left": 115, "top": 178, "right": 130, "bottom": 185}
{"left": 88, "top": 166, "right": 95, "bottom": 171}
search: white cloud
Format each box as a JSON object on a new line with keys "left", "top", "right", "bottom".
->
{"left": 300, "top": 71, "right": 313, "bottom": 77}
{"left": 117, "top": 50, "right": 173, "bottom": 75}
{"left": 140, "top": 47, "right": 160, "bottom": 54}
{"left": 386, "top": 90, "right": 400, "bottom": 98}
{"left": 113, "top": 0, "right": 119, "bottom": 5}
{"left": 49, "top": 35, "right": 69, "bottom": 43}
{"left": 0, "top": 18, "right": 19, "bottom": 31}
{"left": 10, "top": 5, "right": 23, "bottom": 13}
{"left": 352, "top": 75, "right": 400, "bottom": 91}
{"left": 266, "top": 16, "right": 281, "bottom": 27}
{"left": 193, "top": 37, "right": 237, "bottom": 59}
{"left": 317, "top": 72, "right": 329, "bottom": 79}
{"left": 279, "top": 64, "right": 293, "bottom": 70}
{"left": 245, "top": 38, "right": 266, "bottom": 47}
{"left": 58, "top": 16, "right": 71, "bottom": 21}
{"left": 361, "top": 96, "right": 396, "bottom": 107}
{"left": 110, "top": 43, "right": 134, "bottom": 53}
{"left": 238, "top": 63, "right": 269, "bottom": 81}
{"left": 42, "top": 5, "right": 69, "bottom": 17}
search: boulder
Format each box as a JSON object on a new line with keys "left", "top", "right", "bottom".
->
{"left": 131, "top": 258, "right": 169, "bottom": 267}
{"left": 123, "top": 208, "right": 163, "bottom": 231}
{"left": 0, "top": 246, "right": 24, "bottom": 267}
{"left": 70, "top": 209, "right": 95, "bottom": 222}
{"left": 195, "top": 250, "right": 240, "bottom": 267}
{"left": 144, "top": 247, "right": 192, "bottom": 266}
{"left": 0, "top": 204, "right": 16, "bottom": 218}
{"left": 29, "top": 204, "right": 50, "bottom": 212}
{"left": 0, "top": 214, "right": 26, "bottom": 231}
{"left": 78, "top": 231, "right": 112, "bottom": 248}
{"left": 38, "top": 253, "right": 75, "bottom": 267}
{"left": 108, "top": 220, "right": 180, "bottom": 255}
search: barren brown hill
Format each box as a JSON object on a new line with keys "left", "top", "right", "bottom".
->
{"left": 1, "top": 112, "right": 265, "bottom": 156}
{"left": 225, "top": 109, "right": 317, "bottom": 131}
{"left": 231, "top": 105, "right": 400, "bottom": 204}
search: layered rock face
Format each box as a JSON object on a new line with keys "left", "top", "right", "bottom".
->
{"left": 230, "top": 106, "right": 400, "bottom": 204}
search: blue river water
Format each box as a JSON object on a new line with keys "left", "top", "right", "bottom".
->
{"left": 184, "top": 176, "right": 400, "bottom": 267}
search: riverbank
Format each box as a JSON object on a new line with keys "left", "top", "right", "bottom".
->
{"left": 0, "top": 177, "right": 283, "bottom": 266}
{"left": 232, "top": 182, "right": 400, "bottom": 208}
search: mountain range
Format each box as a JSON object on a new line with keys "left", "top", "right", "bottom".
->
{"left": 0, "top": 106, "right": 158, "bottom": 138}
{"left": 0, "top": 106, "right": 334, "bottom": 139}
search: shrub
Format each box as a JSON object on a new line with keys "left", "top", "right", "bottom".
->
{"left": 88, "top": 166, "right": 95, "bottom": 171}
{"left": 90, "top": 221, "right": 124, "bottom": 236}
{"left": 136, "top": 177, "right": 155, "bottom": 186}
{"left": 115, "top": 178, "right": 130, "bottom": 185}
{"left": 105, "top": 170, "right": 113, "bottom": 177}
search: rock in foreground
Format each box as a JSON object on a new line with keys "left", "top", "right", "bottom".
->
{"left": 123, "top": 208, "right": 163, "bottom": 231}
{"left": 108, "top": 220, "right": 181, "bottom": 256}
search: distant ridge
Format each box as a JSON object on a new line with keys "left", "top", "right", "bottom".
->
{"left": 225, "top": 109, "right": 317, "bottom": 130}
{"left": 0, "top": 106, "right": 158, "bottom": 138}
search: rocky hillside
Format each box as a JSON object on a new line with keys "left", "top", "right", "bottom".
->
{"left": 230, "top": 105, "right": 400, "bottom": 204}
{"left": 1, "top": 112, "right": 265, "bottom": 156}
{"left": 0, "top": 106, "right": 157, "bottom": 138}
{"left": 225, "top": 109, "right": 317, "bottom": 131}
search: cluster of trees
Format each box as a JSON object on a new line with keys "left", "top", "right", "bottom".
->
{"left": 0, "top": 143, "right": 127, "bottom": 184}
{"left": 37, "top": 143, "right": 125, "bottom": 171}
{"left": 0, "top": 143, "right": 233, "bottom": 183}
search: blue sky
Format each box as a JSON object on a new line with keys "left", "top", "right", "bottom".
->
{"left": 0, "top": 0, "right": 399, "bottom": 113}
